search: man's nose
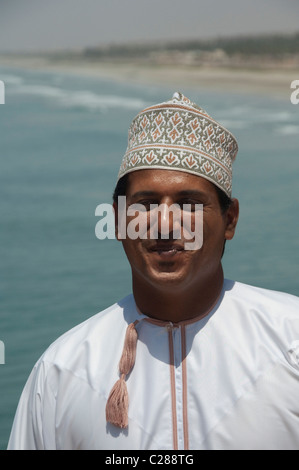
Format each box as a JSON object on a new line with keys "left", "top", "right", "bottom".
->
{"left": 158, "top": 203, "right": 172, "bottom": 237}
{"left": 157, "top": 203, "right": 181, "bottom": 239}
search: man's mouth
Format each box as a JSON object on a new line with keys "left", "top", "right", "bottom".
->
{"left": 148, "top": 242, "right": 185, "bottom": 257}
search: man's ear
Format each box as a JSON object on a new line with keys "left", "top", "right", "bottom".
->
{"left": 224, "top": 198, "right": 239, "bottom": 241}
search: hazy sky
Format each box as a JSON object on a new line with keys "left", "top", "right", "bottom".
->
{"left": 0, "top": 0, "right": 298, "bottom": 52}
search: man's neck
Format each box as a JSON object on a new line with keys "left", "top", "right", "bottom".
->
{"left": 133, "top": 267, "right": 224, "bottom": 323}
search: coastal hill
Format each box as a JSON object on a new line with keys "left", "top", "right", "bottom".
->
{"left": 1, "top": 32, "right": 298, "bottom": 96}
{"left": 81, "top": 32, "right": 299, "bottom": 69}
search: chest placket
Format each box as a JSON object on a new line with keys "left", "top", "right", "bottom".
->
{"left": 167, "top": 323, "right": 189, "bottom": 450}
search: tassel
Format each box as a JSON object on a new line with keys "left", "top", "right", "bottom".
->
{"left": 105, "top": 374, "right": 129, "bottom": 428}
{"left": 106, "top": 321, "right": 139, "bottom": 428}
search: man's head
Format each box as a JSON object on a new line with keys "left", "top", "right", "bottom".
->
{"left": 113, "top": 169, "right": 239, "bottom": 295}
{"left": 113, "top": 93, "right": 239, "bottom": 296}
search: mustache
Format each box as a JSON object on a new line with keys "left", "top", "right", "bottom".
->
{"left": 146, "top": 239, "right": 186, "bottom": 251}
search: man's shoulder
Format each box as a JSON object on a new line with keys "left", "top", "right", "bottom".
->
{"left": 39, "top": 294, "right": 136, "bottom": 369}
{"left": 221, "top": 280, "right": 299, "bottom": 372}
{"left": 229, "top": 279, "right": 299, "bottom": 302}
{"left": 225, "top": 279, "right": 299, "bottom": 318}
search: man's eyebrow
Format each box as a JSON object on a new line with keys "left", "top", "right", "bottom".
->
{"left": 176, "top": 190, "right": 208, "bottom": 198}
{"left": 130, "top": 191, "right": 158, "bottom": 199}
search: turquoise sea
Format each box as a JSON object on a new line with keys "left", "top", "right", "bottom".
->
{"left": 0, "top": 66, "right": 298, "bottom": 449}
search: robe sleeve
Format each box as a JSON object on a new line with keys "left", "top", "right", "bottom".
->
{"left": 7, "top": 360, "right": 56, "bottom": 450}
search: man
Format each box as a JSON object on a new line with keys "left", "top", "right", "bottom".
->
{"left": 8, "top": 92, "right": 299, "bottom": 450}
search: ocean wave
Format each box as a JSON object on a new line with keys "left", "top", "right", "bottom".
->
{"left": 259, "top": 111, "right": 293, "bottom": 123}
{"left": 219, "top": 119, "right": 248, "bottom": 130}
{"left": 217, "top": 107, "right": 294, "bottom": 129}
{"left": 10, "top": 83, "right": 148, "bottom": 111}
{"left": 222, "top": 105, "right": 254, "bottom": 116}
{"left": 60, "top": 90, "right": 148, "bottom": 111}
{"left": 13, "top": 84, "right": 65, "bottom": 98}
{"left": 0, "top": 73, "right": 24, "bottom": 85}
{"left": 276, "top": 125, "right": 299, "bottom": 135}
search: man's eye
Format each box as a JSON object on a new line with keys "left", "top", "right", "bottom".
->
{"left": 137, "top": 201, "right": 158, "bottom": 211}
{"left": 179, "top": 201, "right": 203, "bottom": 212}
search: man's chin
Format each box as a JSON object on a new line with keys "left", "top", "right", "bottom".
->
{"left": 144, "top": 267, "right": 190, "bottom": 291}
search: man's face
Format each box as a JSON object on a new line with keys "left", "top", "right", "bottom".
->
{"left": 115, "top": 169, "right": 238, "bottom": 294}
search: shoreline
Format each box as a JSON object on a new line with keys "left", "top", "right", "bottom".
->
{"left": 0, "top": 55, "right": 298, "bottom": 99}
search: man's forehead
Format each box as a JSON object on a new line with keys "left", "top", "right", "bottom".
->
{"left": 127, "top": 169, "right": 216, "bottom": 195}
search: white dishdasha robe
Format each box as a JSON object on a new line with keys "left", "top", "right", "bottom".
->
{"left": 7, "top": 280, "right": 299, "bottom": 450}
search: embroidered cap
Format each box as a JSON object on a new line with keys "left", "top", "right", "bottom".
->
{"left": 118, "top": 92, "right": 238, "bottom": 197}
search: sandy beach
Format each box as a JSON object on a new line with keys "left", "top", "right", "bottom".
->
{"left": 0, "top": 54, "right": 298, "bottom": 99}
